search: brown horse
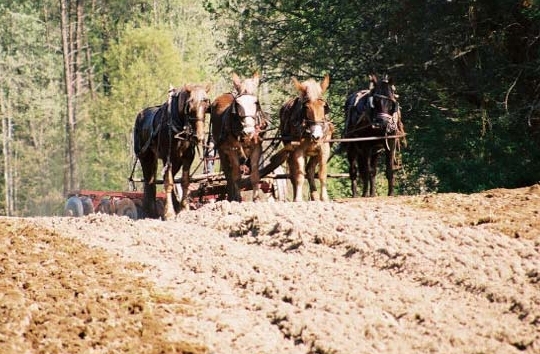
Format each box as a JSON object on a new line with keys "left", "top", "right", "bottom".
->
{"left": 343, "top": 74, "right": 405, "bottom": 197}
{"left": 133, "top": 84, "right": 211, "bottom": 219}
{"left": 279, "top": 74, "right": 334, "bottom": 201}
{"left": 210, "top": 72, "right": 268, "bottom": 202}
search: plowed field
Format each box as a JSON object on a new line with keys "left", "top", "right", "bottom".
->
{"left": 1, "top": 185, "right": 539, "bottom": 353}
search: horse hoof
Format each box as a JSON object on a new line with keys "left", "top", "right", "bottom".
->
{"left": 163, "top": 212, "right": 175, "bottom": 221}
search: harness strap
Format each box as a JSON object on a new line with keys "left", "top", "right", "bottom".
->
{"left": 138, "top": 107, "right": 162, "bottom": 155}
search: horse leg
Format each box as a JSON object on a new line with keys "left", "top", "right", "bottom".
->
{"left": 318, "top": 144, "right": 331, "bottom": 201}
{"left": 386, "top": 140, "right": 395, "bottom": 196}
{"left": 179, "top": 161, "right": 191, "bottom": 210}
{"left": 289, "top": 150, "right": 305, "bottom": 202}
{"left": 250, "top": 145, "right": 262, "bottom": 201}
{"left": 168, "top": 160, "right": 187, "bottom": 213}
{"left": 140, "top": 154, "right": 158, "bottom": 218}
{"left": 226, "top": 149, "right": 241, "bottom": 202}
{"left": 162, "top": 163, "right": 176, "bottom": 220}
{"left": 347, "top": 146, "right": 359, "bottom": 198}
{"left": 306, "top": 156, "right": 318, "bottom": 201}
{"left": 369, "top": 150, "right": 381, "bottom": 197}
{"left": 359, "top": 148, "right": 370, "bottom": 198}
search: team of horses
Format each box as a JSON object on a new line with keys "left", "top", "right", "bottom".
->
{"left": 133, "top": 73, "right": 406, "bottom": 219}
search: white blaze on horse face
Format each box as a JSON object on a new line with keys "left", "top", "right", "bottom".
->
{"left": 242, "top": 116, "right": 256, "bottom": 135}
{"left": 236, "top": 95, "right": 258, "bottom": 117}
{"left": 310, "top": 124, "right": 324, "bottom": 139}
{"left": 196, "top": 103, "right": 206, "bottom": 119}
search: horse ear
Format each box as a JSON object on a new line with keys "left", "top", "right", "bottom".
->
{"left": 232, "top": 73, "right": 242, "bottom": 91}
{"left": 292, "top": 77, "right": 303, "bottom": 92}
{"left": 252, "top": 71, "right": 260, "bottom": 87}
{"left": 368, "top": 74, "right": 376, "bottom": 90}
{"left": 321, "top": 74, "right": 330, "bottom": 93}
{"left": 168, "top": 85, "right": 176, "bottom": 104}
{"left": 205, "top": 83, "right": 212, "bottom": 93}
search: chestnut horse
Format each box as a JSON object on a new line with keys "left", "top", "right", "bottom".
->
{"left": 343, "top": 74, "right": 405, "bottom": 197}
{"left": 279, "top": 74, "right": 334, "bottom": 201}
{"left": 133, "top": 84, "right": 211, "bottom": 219}
{"left": 210, "top": 72, "right": 268, "bottom": 201}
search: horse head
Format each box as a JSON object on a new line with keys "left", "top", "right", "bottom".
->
{"left": 368, "top": 74, "right": 399, "bottom": 132}
{"left": 172, "top": 84, "right": 211, "bottom": 144}
{"left": 292, "top": 74, "right": 330, "bottom": 140}
{"left": 230, "top": 72, "right": 264, "bottom": 137}
{"left": 183, "top": 84, "right": 211, "bottom": 143}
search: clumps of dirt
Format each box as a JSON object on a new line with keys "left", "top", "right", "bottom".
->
{"left": 386, "top": 183, "right": 540, "bottom": 240}
{"left": 2, "top": 185, "right": 539, "bottom": 354}
{"left": 0, "top": 219, "right": 207, "bottom": 354}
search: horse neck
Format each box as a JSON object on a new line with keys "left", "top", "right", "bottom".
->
{"left": 167, "top": 93, "right": 187, "bottom": 132}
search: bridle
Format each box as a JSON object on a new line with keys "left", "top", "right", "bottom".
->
{"left": 296, "top": 97, "right": 331, "bottom": 140}
{"left": 184, "top": 96, "right": 210, "bottom": 123}
{"left": 170, "top": 91, "right": 209, "bottom": 142}
{"left": 369, "top": 85, "right": 399, "bottom": 134}
{"left": 229, "top": 93, "right": 266, "bottom": 138}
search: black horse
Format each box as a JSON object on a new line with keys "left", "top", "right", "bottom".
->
{"left": 342, "top": 74, "right": 405, "bottom": 197}
{"left": 133, "top": 84, "right": 211, "bottom": 219}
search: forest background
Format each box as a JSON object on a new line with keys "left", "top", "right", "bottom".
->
{"left": 0, "top": 0, "right": 538, "bottom": 216}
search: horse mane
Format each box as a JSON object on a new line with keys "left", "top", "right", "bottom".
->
{"left": 232, "top": 72, "right": 260, "bottom": 95}
{"left": 293, "top": 74, "right": 329, "bottom": 102}
{"left": 183, "top": 83, "right": 211, "bottom": 101}
{"left": 303, "top": 79, "right": 323, "bottom": 101}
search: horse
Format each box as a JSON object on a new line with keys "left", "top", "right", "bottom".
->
{"left": 133, "top": 84, "right": 211, "bottom": 219}
{"left": 279, "top": 74, "right": 334, "bottom": 202}
{"left": 210, "top": 72, "right": 268, "bottom": 202}
{"left": 342, "top": 74, "right": 405, "bottom": 197}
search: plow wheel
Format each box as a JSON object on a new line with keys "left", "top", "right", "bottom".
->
{"left": 96, "top": 198, "right": 113, "bottom": 214}
{"left": 64, "top": 196, "right": 83, "bottom": 217}
{"left": 80, "top": 196, "right": 94, "bottom": 215}
{"left": 271, "top": 165, "right": 288, "bottom": 201}
{"left": 114, "top": 198, "right": 138, "bottom": 220}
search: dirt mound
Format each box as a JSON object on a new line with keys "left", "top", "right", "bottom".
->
{"left": 1, "top": 186, "right": 539, "bottom": 353}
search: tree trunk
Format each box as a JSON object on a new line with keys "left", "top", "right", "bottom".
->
{"left": 1, "top": 94, "right": 14, "bottom": 216}
{"left": 60, "top": 0, "right": 79, "bottom": 195}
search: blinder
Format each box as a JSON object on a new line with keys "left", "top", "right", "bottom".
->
{"left": 230, "top": 93, "right": 265, "bottom": 138}
{"left": 170, "top": 89, "right": 208, "bottom": 142}
{"left": 324, "top": 101, "right": 331, "bottom": 115}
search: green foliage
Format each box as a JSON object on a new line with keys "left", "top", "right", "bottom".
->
{"left": 81, "top": 26, "right": 186, "bottom": 191}
{"left": 0, "top": 4, "right": 65, "bottom": 215}
{"left": 1, "top": 0, "right": 539, "bottom": 216}
{"left": 206, "top": 0, "right": 540, "bottom": 195}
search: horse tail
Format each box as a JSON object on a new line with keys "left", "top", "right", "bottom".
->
{"left": 133, "top": 111, "right": 143, "bottom": 156}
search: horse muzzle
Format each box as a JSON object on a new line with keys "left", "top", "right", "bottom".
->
{"left": 375, "top": 113, "right": 397, "bottom": 133}
{"left": 309, "top": 124, "right": 324, "bottom": 140}
{"left": 241, "top": 116, "right": 256, "bottom": 136}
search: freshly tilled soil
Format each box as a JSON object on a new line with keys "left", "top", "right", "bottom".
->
{"left": 1, "top": 185, "right": 539, "bottom": 353}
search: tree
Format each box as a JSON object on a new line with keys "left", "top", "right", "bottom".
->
{"left": 205, "top": 0, "right": 540, "bottom": 194}
{"left": 0, "top": 3, "right": 65, "bottom": 215}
